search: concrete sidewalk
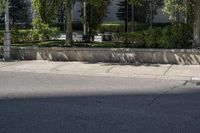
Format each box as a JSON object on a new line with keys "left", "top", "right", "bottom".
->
{"left": 0, "top": 60, "right": 200, "bottom": 80}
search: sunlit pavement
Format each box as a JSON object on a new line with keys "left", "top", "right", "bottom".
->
{"left": 0, "top": 60, "right": 200, "bottom": 80}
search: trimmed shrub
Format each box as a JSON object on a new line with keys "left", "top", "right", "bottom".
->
{"left": 112, "top": 24, "right": 192, "bottom": 49}
{"left": 100, "top": 24, "right": 124, "bottom": 33}
{"left": 160, "top": 24, "right": 193, "bottom": 48}
{"left": 0, "top": 31, "right": 4, "bottom": 44}
{"left": 144, "top": 27, "right": 162, "bottom": 48}
{"left": 11, "top": 28, "right": 32, "bottom": 43}
{"left": 32, "top": 19, "right": 59, "bottom": 40}
{"left": 100, "top": 22, "right": 149, "bottom": 33}
{"left": 143, "top": 24, "right": 193, "bottom": 49}
{"left": 130, "top": 22, "right": 149, "bottom": 31}
{"left": 113, "top": 32, "right": 144, "bottom": 47}
{"left": 10, "top": 20, "right": 60, "bottom": 43}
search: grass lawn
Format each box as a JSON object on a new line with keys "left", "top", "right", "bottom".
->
{"left": 12, "top": 40, "right": 65, "bottom": 47}
{"left": 0, "top": 40, "right": 118, "bottom": 48}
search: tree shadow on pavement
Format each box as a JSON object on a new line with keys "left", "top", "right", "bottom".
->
{"left": 83, "top": 62, "right": 162, "bottom": 67}
{"left": 0, "top": 87, "right": 200, "bottom": 133}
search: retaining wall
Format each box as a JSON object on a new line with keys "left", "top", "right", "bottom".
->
{"left": 0, "top": 47, "right": 200, "bottom": 65}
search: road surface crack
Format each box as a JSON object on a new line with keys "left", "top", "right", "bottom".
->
{"left": 148, "top": 85, "right": 179, "bottom": 106}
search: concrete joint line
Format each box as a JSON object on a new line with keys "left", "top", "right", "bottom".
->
{"left": 106, "top": 66, "right": 115, "bottom": 73}
{"left": 50, "top": 63, "right": 68, "bottom": 71}
{"left": 163, "top": 65, "right": 173, "bottom": 76}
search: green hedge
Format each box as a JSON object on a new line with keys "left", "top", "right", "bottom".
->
{"left": 31, "top": 19, "right": 59, "bottom": 41}
{"left": 144, "top": 27, "right": 162, "bottom": 48}
{"left": 160, "top": 24, "right": 193, "bottom": 48}
{"left": 144, "top": 24, "right": 193, "bottom": 48}
{"left": 112, "top": 24, "right": 193, "bottom": 49}
{"left": 11, "top": 29, "right": 32, "bottom": 43}
{"left": 0, "top": 20, "right": 60, "bottom": 44}
{"left": 100, "top": 22, "right": 149, "bottom": 33}
{"left": 100, "top": 24, "right": 124, "bottom": 33}
{"left": 113, "top": 32, "right": 144, "bottom": 47}
{"left": 0, "top": 23, "right": 193, "bottom": 49}
{"left": 0, "top": 31, "right": 4, "bottom": 44}
{"left": 52, "top": 22, "right": 83, "bottom": 31}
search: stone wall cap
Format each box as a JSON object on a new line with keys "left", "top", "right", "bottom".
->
{"left": 0, "top": 46, "right": 200, "bottom": 53}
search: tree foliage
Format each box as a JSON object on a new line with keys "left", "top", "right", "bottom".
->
{"left": 162, "top": 0, "right": 196, "bottom": 23}
{"left": 86, "top": 0, "right": 111, "bottom": 33}
{"left": 0, "top": 0, "right": 6, "bottom": 14}
{"left": 32, "top": 0, "right": 62, "bottom": 24}
{"left": 162, "top": 0, "right": 200, "bottom": 46}
{"left": 127, "top": 0, "right": 163, "bottom": 23}
{"left": 116, "top": 1, "right": 133, "bottom": 22}
{"left": 10, "top": 0, "right": 27, "bottom": 24}
{"left": 78, "top": 0, "right": 111, "bottom": 40}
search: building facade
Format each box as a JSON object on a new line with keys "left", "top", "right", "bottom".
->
{"left": 73, "top": 0, "right": 170, "bottom": 23}
{"left": 27, "top": 0, "right": 170, "bottom": 23}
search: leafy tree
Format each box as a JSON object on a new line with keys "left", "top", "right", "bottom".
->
{"left": 57, "top": 2, "right": 65, "bottom": 24}
{"left": 162, "top": 0, "right": 200, "bottom": 47}
{"left": 162, "top": 0, "right": 187, "bottom": 22}
{"left": 0, "top": 0, "right": 6, "bottom": 24}
{"left": 0, "top": 0, "right": 6, "bottom": 14}
{"left": 118, "top": 0, "right": 163, "bottom": 23}
{"left": 79, "top": 0, "right": 111, "bottom": 41}
{"left": 56, "top": 0, "right": 77, "bottom": 46}
{"left": 116, "top": 0, "right": 148, "bottom": 23}
{"left": 9, "top": 0, "right": 27, "bottom": 25}
{"left": 116, "top": 1, "right": 132, "bottom": 22}
{"left": 0, "top": 0, "right": 30, "bottom": 26}
{"left": 193, "top": 0, "right": 200, "bottom": 47}
{"left": 65, "top": 0, "right": 73, "bottom": 46}
{"left": 32, "top": 0, "right": 62, "bottom": 24}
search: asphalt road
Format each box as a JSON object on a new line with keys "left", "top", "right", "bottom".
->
{"left": 0, "top": 71, "right": 200, "bottom": 133}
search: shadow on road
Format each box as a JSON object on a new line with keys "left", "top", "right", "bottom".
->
{"left": 1, "top": 89, "right": 200, "bottom": 133}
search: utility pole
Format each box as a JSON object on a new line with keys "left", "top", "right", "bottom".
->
{"left": 131, "top": 3, "right": 134, "bottom": 32}
{"left": 83, "top": 1, "right": 87, "bottom": 40}
{"left": 125, "top": 0, "right": 128, "bottom": 33}
{"left": 4, "top": 0, "right": 10, "bottom": 60}
{"left": 184, "top": 0, "right": 187, "bottom": 24}
{"left": 149, "top": 0, "right": 153, "bottom": 27}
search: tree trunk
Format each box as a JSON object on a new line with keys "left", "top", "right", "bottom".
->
{"left": 65, "top": 0, "right": 73, "bottom": 46}
{"left": 194, "top": 2, "right": 200, "bottom": 48}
